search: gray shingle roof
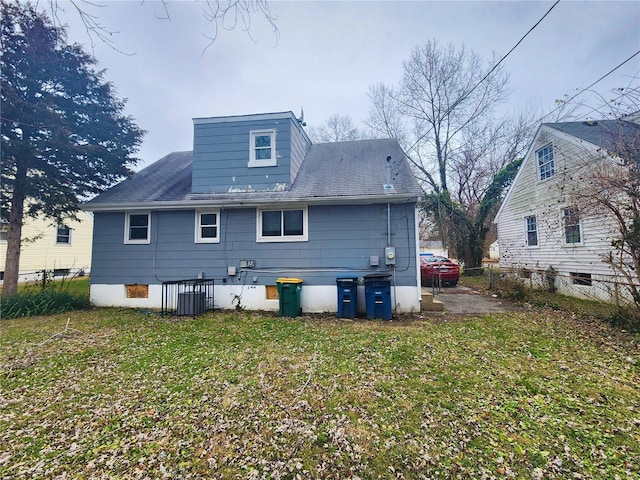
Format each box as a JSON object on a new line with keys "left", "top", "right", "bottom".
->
{"left": 546, "top": 118, "right": 640, "bottom": 153}
{"left": 85, "top": 138, "right": 421, "bottom": 209}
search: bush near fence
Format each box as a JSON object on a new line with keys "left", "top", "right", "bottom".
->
{"left": 460, "top": 265, "right": 639, "bottom": 331}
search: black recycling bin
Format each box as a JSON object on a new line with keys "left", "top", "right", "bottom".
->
{"left": 364, "top": 273, "right": 392, "bottom": 320}
{"left": 336, "top": 276, "right": 359, "bottom": 318}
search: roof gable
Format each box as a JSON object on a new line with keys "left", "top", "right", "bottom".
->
{"left": 495, "top": 116, "right": 640, "bottom": 224}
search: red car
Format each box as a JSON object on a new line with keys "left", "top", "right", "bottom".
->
{"left": 420, "top": 256, "right": 460, "bottom": 287}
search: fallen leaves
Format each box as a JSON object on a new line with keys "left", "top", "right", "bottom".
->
{"left": 0, "top": 309, "right": 638, "bottom": 478}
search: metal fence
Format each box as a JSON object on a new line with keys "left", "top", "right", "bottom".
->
{"left": 161, "top": 279, "right": 215, "bottom": 317}
{"left": 466, "top": 264, "right": 638, "bottom": 308}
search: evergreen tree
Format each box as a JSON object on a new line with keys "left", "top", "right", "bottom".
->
{"left": 1, "top": 1, "right": 145, "bottom": 297}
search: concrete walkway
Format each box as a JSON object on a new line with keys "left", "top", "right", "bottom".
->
{"left": 428, "top": 285, "right": 521, "bottom": 314}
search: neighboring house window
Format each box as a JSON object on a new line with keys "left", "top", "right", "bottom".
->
{"left": 248, "top": 130, "right": 276, "bottom": 167}
{"left": 0, "top": 219, "right": 7, "bottom": 242}
{"left": 563, "top": 207, "right": 581, "bottom": 245}
{"left": 536, "top": 144, "right": 555, "bottom": 180}
{"left": 525, "top": 215, "right": 538, "bottom": 246}
{"left": 125, "top": 213, "right": 150, "bottom": 244}
{"left": 56, "top": 225, "right": 71, "bottom": 244}
{"left": 195, "top": 210, "right": 220, "bottom": 243}
{"left": 571, "top": 272, "right": 592, "bottom": 286}
{"left": 257, "top": 207, "right": 308, "bottom": 242}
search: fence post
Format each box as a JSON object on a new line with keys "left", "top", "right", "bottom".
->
{"left": 488, "top": 264, "right": 494, "bottom": 290}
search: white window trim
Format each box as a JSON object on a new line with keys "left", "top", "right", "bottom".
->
{"left": 248, "top": 129, "right": 277, "bottom": 168}
{"left": 524, "top": 215, "right": 539, "bottom": 248}
{"left": 125, "top": 212, "right": 151, "bottom": 245}
{"left": 536, "top": 143, "right": 555, "bottom": 181}
{"left": 55, "top": 225, "right": 72, "bottom": 245}
{"left": 195, "top": 209, "right": 220, "bottom": 243}
{"left": 257, "top": 206, "right": 308, "bottom": 243}
{"left": 561, "top": 207, "right": 583, "bottom": 247}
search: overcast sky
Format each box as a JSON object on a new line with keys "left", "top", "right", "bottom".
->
{"left": 53, "top": 0, "right": 640, "bottom": 169}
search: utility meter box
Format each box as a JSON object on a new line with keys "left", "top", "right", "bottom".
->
{"left": 385, "top": 246, "right": 396, "bottom": 265}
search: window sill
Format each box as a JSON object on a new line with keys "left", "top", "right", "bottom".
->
{"left": 248, "top": 159, "right": 277, "bottom": 168}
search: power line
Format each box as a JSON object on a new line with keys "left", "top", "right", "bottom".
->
{"left": 463, "top": 0, "right": 561, "bottom": 109}
{"left": 538, "top": 49, "right": 640, "bottom": 123}
{"left": 405, "top": 0, "right": 561, "bottom": 155}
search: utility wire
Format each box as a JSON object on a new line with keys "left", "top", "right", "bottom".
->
{"left": 538, "top": 49, "right": 640, "bottom": 123}
{"left": 405, "top": 0, "right": 561, "bottom": 155}
{"left": 462, "top": 0, "right": 561, "bottom": 111}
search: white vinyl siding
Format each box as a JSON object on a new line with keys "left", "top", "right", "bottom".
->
{"left": 496, "top": 128, "right": 618, "bottom": 282}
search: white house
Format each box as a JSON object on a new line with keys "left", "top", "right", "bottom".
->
{"left": 494, "top": 113, "right": 640, "bottom": 303}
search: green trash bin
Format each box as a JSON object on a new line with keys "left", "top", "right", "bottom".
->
{"left": 276, "top": 278, "right": 303, "bottom": 317}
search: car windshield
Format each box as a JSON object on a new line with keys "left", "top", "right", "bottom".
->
{"left": 422, "top": 256, "right": 449, "bottom": 263}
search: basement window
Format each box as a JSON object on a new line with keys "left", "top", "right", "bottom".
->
{"left": 571, "top": 272, "right": 592, "bottom": 286}
{"left": 126, "top": 284, "right": 149, "bottom": 298}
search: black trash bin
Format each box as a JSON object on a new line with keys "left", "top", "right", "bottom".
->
{"left": 363, "top": 273, "right": 392, "bottom": 320}
{"left": 336, "top": 276, "right": 359, "bottom": 318}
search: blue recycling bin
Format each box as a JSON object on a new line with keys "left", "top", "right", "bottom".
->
{"left": 364, "top": 274, "right": 392, "bottom": 320}
{"left": 336, "top": 276, "right": 359, "bottom": 318}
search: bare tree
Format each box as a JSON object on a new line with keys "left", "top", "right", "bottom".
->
{"left": 308, "top": 114, "right": 367, "bottom": 143}
{"left": 366, "top": 40, "right": 536, "bottom": 269}
{"left": 44, "top": 0, "right": 279, "bottom": 53}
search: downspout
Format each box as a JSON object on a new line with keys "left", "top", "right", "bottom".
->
{"left": 386, "top": 156, "right": 397, "bottom": 313}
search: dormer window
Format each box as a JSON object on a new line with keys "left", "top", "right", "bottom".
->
{"left": 248, "top": 129, "right": 276, "bottom": 167}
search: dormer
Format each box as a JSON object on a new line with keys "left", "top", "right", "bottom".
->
{"left": 191, "top": 111, "right": 311, "bottom": 194}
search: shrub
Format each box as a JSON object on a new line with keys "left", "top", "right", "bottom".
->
{"left": 606, "top": 307, "right": 640, "bottom": 332}
{"left": 493, "top": 276, "right": 530, "bottom": 301}
{"left": 2, "top": 290, "right": 89, "bottom": 319}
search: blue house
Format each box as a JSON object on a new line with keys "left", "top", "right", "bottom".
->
{"left": 84, "top": 111, "right": 422, "bottom": 314}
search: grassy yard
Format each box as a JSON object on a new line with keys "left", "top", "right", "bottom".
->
{"left": 1, "top": 308, "right": 638, "bottom": 479}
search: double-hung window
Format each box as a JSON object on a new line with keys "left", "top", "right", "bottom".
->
{"left": 257, "top": 207, "right": 308, "bottom": 242}
{"left": 195, "top": 210, "right": 220, "bottom": 243}
{"left": 125, "top": 213, "right": 150, "bottom": 244}
{"left": 248, "top": 130, "right": 276, "bottom": 167}
{"left": 56, "top": 225, "right": 71, "bottom": 244}
{"left": 563, "top": 207, "right": 581, "bottom": 245}
{"left": 525, "top": 215, "right": 538, "bottom": 247}
{"left": 536, "top": 144, "right": 555, "bottom": 180}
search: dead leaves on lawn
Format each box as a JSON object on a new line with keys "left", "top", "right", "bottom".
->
{"left": 0, "top": 309, "right": 638, "bottom": 479}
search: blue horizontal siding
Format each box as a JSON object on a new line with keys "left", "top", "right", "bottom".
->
{"left": 91, "top": 203, "right": 418, "bottom": 287}
{"left": 192, "top": 119, "right": 295, "bottom": 193}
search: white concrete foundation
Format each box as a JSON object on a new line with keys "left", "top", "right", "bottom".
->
{"left": 90, "top": 283, "right": 421, "bottom": 313}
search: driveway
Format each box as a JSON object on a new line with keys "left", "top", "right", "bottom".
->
{"left": 430, "top": 285, "right": 521, "bottom": 314}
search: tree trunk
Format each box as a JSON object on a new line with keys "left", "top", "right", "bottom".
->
{"left": 2, "top": 192, "right": 25, "bottom": 298}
